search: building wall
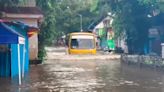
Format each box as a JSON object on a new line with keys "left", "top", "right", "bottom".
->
{"left": 116, "top": 37, "right": 128, "bottom": 53}
{"left": 93, "top": 21, "right": 104, "bottom": 33}
{"left": 29, "top": 34, "right": 38, "bottom": 60}
{"left": 148, "top": 27, "right": 164, "bottom": 55}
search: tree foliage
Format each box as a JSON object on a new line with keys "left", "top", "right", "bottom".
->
{"left": 0, "top": 0, "right": 26, "bottom": 17}
{"left": 54, "top": 0, "right": 98, "bottom": 33}
{"left": 0, "top": 0, "right": 24, "bottom": 7}
{"left": 36, "top": 0, "right": 57, "bottom": 60}
{"left": 37, "top": 0, "right": 98, "bottom": 43}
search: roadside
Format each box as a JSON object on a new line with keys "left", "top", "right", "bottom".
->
{"left": 121, "top": 54, "right": 164, "bottom": 70}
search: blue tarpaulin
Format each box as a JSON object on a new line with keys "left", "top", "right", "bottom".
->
{"left": 0, "top": 22, "right": 22, "bottom": 44}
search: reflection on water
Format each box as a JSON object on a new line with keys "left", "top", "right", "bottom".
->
{"left": 1, "top": 60, "right": 164, "bottom": 92}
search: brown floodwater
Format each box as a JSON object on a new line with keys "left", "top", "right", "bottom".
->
{"left": 1, "top": 59, "right": 164, "bottom": 92}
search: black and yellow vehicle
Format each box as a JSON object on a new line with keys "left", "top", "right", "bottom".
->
{"left": 68, "top": 32, "right": 96, "bottom": 54}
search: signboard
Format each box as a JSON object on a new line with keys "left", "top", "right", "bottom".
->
{"left": 149, "top": 28, "right": 159, "bottom": 38}
{"left": 18, "top": 37, "right": 25, "bottom": 44}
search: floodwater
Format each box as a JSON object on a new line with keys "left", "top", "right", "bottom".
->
{"left": 1, "top": 59, "right": 164, "bottom": 92}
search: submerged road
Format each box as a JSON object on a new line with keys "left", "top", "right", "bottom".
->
{"left": 1, "top": 47, "right": 164, "bottom": 92}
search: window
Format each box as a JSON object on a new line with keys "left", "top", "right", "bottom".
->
{"left": 71, "top": 38, "right": 94, "bottom": 49}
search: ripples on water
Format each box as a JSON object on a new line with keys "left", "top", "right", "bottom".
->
{"left": 1, "top": 60, "right": 164, "bottom": 92}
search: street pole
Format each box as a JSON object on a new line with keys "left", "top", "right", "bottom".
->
{"left": 78, "top": 14, "right": 83, "bottom": 32}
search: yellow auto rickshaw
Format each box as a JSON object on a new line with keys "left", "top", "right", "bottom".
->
{"left": 67, "top": 32, "right": 96, "bottom": 54}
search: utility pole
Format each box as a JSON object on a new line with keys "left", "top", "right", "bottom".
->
{"left": 78, "top": 14, "right": 83, "bottom": 32}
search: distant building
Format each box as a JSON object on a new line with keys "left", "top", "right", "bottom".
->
{"left": 147, "top": 13, "right": 164, "bottom": 55}
{"left": 92, "top": 16, "right": 126, "bottom": 52}
{"left": 92, "top": 16, "right": 112, "bottom": 49}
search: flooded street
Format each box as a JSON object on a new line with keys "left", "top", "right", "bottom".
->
{"left": 1, "top": 47, "right": 164, "bottom": 92}
{"left": 1, "top": 59, "right": 164, "bottom": 92}
{"left": 0, "top": 0, "right": 163, "bottom": 91}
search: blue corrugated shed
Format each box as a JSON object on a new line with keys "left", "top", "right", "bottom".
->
{"left": 0, "top": 20, "right": 29, "bottom": 79}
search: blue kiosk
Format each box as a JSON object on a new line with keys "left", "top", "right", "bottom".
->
{"left": 0, "top": 20, "right": 31, "bottom": 85}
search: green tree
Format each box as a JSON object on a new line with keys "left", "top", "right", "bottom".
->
{"left": 0, "top": 0, "right": 25, "bottom": 17}
{"left": 54, "top": 0, "right": 98, "bottom": 33}
{"left": 36, "top": 0, "right": 57, "bottom": 60}
{"left": 0, "top": 0, "right": 19, "bottom": 7}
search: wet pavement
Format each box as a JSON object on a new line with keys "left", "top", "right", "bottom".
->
{"left": 1, "top": 47, "right": 164, "bottom": 92}
{"left": 1, "top": 59, "right": 164, "bottom": 92}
